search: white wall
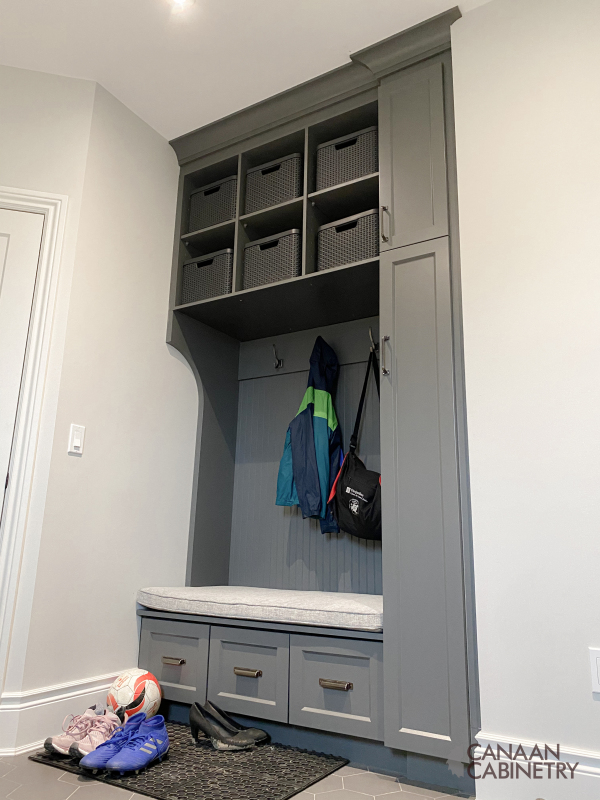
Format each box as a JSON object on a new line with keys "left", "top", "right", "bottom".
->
{"left": 452, "top": 0, "right": 600, "bottom": 797}
{"left": 0, "top": 69, "right": 197, "bottom": 751}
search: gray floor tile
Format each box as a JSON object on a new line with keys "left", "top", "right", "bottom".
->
{"left": 310, "top": 791, "right": 374, "bottom": 800}
{"left": 336, "top": 766, "right": 368, "bottom": 777}
{"left": 57, "top": 773, "right": 98, "bottom": 787}
{"left": 0, "top": 766, "right": 16, "bottom": 780}
{"left": 311, "top": 773, "right": 345, "bottom": 793}
{"left": 6, "top": 780, "right": 78, "bottom": 800}
{"left": 396, "top": 784, "right": 449, "bottom": 798}
{"left": 343, "top": 772, "right": 399, "bottom": 795}
{"left": 0, "top": 776, "right": 21, "bottom": 799}
{"left": 71, "top": 785, "right": 133, "bottom": 799}
{"left": 5, "top": 759, "right": 66, "bottom": 787}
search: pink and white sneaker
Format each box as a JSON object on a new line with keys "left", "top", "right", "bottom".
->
{"left": 44, "top": 705, "right": 104, "bottom": 756}
{"left": 68, "top": 711, "right": 121, "bottom": 759}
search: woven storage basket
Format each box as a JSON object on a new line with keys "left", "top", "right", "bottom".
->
{"left": 245, "top": 154, "right": 302, "bottom": 214}
{"left": 181, "top": 249, "right": 234, "bottom": 303}
{"left": 316, "top": 127, "right": 378, "bottom": 191}
{"left": 243, "top": 229, "right": 301, "bottom": 290}
{"left": 317, "top": 210, "right": 379, "bottom": 271}
{"left": 189, "top": 175, "right": 237, "bottom": 232}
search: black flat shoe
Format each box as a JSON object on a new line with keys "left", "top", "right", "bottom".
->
{"left": 189, "top": 702, "right": 255, "bottom": 751}
{"left": 203, "top": 700, "right": 270, "bottom": 745}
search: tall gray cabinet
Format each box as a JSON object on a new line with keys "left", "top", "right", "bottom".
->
{"left": 165, "top": 7, "right": 478, "bottom": 769}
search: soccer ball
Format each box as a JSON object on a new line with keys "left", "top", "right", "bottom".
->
{"left": 107, "top": 669, "right": 161, "bottom": 722}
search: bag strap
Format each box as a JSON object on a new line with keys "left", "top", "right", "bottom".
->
{"left": 349, "top": 346, "right": 380, "bottom": 453}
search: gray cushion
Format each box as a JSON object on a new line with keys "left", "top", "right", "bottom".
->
{"left": 137, "top": 586, "right": 383, "bottom": 632}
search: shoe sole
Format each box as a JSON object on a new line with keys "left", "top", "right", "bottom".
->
{"left": 44, "top": 739, "right": 71, "bottom": 756}
{"left": 106, "top": 746, "right": 169, "bottom": 776}
{"left": 210, "top": 738, "right": 254, "bottom": 751}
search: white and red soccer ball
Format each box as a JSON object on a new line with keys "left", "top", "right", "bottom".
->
{"left": 107, "top": 668, "right": 161, "bottom": 722}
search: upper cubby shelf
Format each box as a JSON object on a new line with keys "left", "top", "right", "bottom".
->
{"left": 175, "top": 257, "right": 379, "bottom": 341}
{"left": 181, "top": 219, "right": 236, "bottom": 258}
{"left": 308, "top": 173, "right": 379, "bottom": 221}
{"left": 175, "top": 98, "right": 380, "bottom": 325}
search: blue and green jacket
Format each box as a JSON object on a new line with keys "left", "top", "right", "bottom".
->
{"left": 276, "top": 336, "right": 343, "bottom": 533}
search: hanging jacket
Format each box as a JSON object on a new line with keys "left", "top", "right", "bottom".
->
{"left": 276, "top": 336, "right": 343, "bottom": 533}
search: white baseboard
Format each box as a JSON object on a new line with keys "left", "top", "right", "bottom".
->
{"left": 476, "top": 731, "right": 600, "bottom": 780}
{"left": 0, "top": 669, "right": 133, "bottom": 755}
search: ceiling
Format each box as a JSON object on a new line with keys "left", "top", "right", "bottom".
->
{"left": 0, "top": 0, "right": 489, "bottom": 141}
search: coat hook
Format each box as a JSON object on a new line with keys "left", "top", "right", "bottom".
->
{"left": 368, "top": 326, "right": 378, "bottom": 353}
{"left": 273, "top": 344, "right": 283, "bottom": 370}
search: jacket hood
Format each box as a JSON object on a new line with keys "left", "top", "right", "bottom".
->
{"left": 308, "top": 336, "right": 339, "bottom": 394}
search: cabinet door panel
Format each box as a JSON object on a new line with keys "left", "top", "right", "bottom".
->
{"left": 380, "top": 238, "right": 470, "bottom": 761}
{"left": 379, "top": 60, "right": 448, "bottom": 250}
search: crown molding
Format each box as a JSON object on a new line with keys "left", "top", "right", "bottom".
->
{"left": 350, "top": 7, "right": 461, "bottom": 79}
{"left": 170, "top": 8, "right": 460, "bottom": 167}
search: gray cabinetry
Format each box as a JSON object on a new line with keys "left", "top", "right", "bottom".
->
{"left": 207, "top": 626, "right": 290, "bottom": 723}
{"left": 379, "top": 238, "right": 470, "bottom": 760}
{"left": 289, "top": 635, "right": 383, "bottom": 741}
{"left": 378, "top": 60, "right": 448, "bottom": 250}
{"left": 138, "top": 617, "right": 209, "bottom": 705}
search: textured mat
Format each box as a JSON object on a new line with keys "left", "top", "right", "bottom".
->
{"left": 29, "top": 721, "right": 348, "bottom": 800}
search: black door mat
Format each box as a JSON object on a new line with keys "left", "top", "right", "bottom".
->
{"left": 29, "top": 721, "right": 348, "bottom": 800}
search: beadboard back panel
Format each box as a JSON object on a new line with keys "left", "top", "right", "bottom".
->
{"left": 228, "top": 349, "right": 381, "bottom": 594}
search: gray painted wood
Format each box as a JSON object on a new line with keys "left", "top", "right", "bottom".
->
{"left": 351, "top": 9, "right": 460, "bottom": 79}
{"left": 137, "top": 608, "right": 383, "bottom": 641}
{"left": 174, "top": 313, "right": 240, "bottom": 587}
{"left": 238, "top": 316, "right": 379, "bottom": 381}
{"left": 378, "top": 58, "right": 448, "bottom": 250}
{"left": 228, "top": 329, "right": 381, "bottom": 593}
{"left": 207, "top": 626, "right": 289, "bottom": 723}
{"left": 289, "top": 634, "right": 383, "bottom": 741}
{"left": 138, "top": 617, "right": 209, "bottom": 705}
{"left": 379, "top": 238, "right": 470, "bottom": 761}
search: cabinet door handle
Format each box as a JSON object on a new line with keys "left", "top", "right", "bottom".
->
{"left": 234, "top": 667, "right": 262, "bottom": 678}
{"left": 380, "top": 205, "right": 389, "bottom": 243}
{"left": 162, "top": 656, "right": 186, "bottom": 666}
{"left": 381, "top": 335, "right": 390, "bottom": 376}
{"left": 319, "top": 678, "right": 353, "bottom": 691}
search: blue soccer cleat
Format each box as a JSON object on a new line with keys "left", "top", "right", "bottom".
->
{"left": 105, "top": 715, "right": 169, "bottom": 774}
{"left": 79, "top": 712, "right": 145, "bottom": 772}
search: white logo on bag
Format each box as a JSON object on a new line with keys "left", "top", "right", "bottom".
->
{"left": 349, "top": 499, "right": 360, "bottom": 515}
{"left": 346, "top": 486, "right": 365, "bottom": 500}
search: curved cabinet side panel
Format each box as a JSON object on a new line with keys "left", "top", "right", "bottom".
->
{"left": 171, "top": 311, "right": 240, "bottom": 586}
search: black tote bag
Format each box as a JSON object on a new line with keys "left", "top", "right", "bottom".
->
{"left": 328, "top": 348, "right": 381, "bottom": 541}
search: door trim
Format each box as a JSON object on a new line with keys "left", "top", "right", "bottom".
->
{"left": 0, "top": 186, "right": 67, "bottom": 697}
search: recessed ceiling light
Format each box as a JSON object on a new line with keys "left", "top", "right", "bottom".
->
{"left": 169, "top": 0, "right": 195, "bottom": 11}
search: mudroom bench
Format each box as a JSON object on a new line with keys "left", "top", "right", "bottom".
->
{"left": 137, "top": 587, "right": 383, "bottom": 741}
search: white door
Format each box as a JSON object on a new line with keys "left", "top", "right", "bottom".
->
{"left": 0, "top": 208, "right": 45, "bottom": 510}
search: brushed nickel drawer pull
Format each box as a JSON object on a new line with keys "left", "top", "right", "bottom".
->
{"left": 319, "top": 678, "right": 353, "bottom": 691}
{"left": 234, "top": 667, "right": 263, "bottom": 678}
{"left": 162, "top": 656, "right": 186, "bottom": 666}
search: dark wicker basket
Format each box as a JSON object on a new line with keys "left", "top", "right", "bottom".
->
{"left": 181, "top": 249, "right": 233, "bottom": 303}
{"left": 243, "top": 229, "right": 301, "bottom": 289}
{"left": 189, "top": 176, "right": 237, "bottom": 232}
{"left": 317, "top": 210, "right": 379, "bottom": 271}
{"left": 245, "top": 154, "right": 302, "bottom": 214}
{"left": 316, "top": 127, "right": 378, "bottom": 191}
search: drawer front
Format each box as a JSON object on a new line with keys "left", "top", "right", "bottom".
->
{"left": 208, "top": 626, "right": 289, "bottom": 723}
{"left": 289, "top": 635, "right": 383, "bottom": 741}
{"left": 139, "top": 618, "right": 209, "bottom": 705}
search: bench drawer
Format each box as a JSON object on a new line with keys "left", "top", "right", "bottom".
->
{"left": 208, "top": 626, "right": 289, "bottom": 723}
{"left": 289, "top": 634, "right": 383, "bottom": 740}
{"left": 139, "top": 617, "right": 209, "bottom": 705}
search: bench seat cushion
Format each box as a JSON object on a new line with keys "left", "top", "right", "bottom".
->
{"left": 137, "top": 586, "right": 383, "bottom": 632}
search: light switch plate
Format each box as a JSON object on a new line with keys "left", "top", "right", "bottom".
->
{"left": 589, "top": 648, "right": 600, "bottom": 692}
{"left": 68, "top": 424, "right": 85, "bottom": 455}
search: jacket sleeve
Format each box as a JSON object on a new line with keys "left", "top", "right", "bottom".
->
{"left": 319, "top": 423, "right": 343, "bottom": 534}
{"left": 289, "top": 409, "right": 322, "bottom": 518}
{"left": 275, "top": 427, "right": 299, "bottom": 506}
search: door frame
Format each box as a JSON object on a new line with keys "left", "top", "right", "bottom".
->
{"left": 0, "top": 186, "right": 67, "bottom": 694}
